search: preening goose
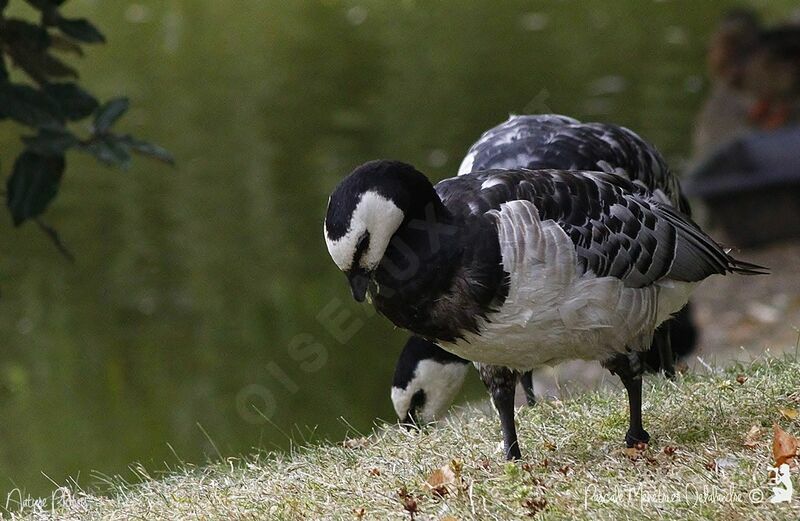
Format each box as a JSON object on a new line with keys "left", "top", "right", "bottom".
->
{"left": 325, "top": 156, "right": 764, "bottom": 461}
{"left": 391, "top": 115, "right": 697, "bottom": 442}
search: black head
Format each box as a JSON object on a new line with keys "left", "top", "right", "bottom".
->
{"left": 324, "top": 160, "right": 443, "bottom": 301}
{"left": 390, "top": 336, "right": 470, "bottom": 426}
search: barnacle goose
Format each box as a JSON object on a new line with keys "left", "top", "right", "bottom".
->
{"left": 391, "top": 336, "right": 470, "bottom": 425}
{"left": 392, "top": 336, "right": 535, "bottom": 426}
{"left": 391, "top": 115, "right": 697, "bottom": 436}
{"left": 325, "top": 147, "right": 765, "bottom": 462}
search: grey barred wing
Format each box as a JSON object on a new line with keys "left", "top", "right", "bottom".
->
{"left": 437, "top": 169, "right": 760, "bottom": 288}
{"left": 457, "top": 115, "right": 689, "bottom": 214}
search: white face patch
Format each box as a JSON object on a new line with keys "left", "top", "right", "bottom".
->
{"left": 325, "top": 191, "right": 404, "bottom": 272}
{"left": 391, "top": 360, "right": 469, "bottom": 423}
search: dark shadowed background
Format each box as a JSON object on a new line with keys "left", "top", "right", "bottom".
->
{"left": 0, "top": 0, "right": 795, "bottom": 500}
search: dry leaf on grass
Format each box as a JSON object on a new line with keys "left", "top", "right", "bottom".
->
{"left": 522, "top": 497, "right": 547, "bottom": 516}
{"left": 622, "top": 447, "right": 639, "bottom": 458}
{"left": 743, "top": 425, "right": 764, "bottom": 448}
{"left": 398, "top": 487, "right": 419, "bottom": 519}
{"left": 477, "top": 458, "right": 493, "bottom": 470}
{"left": 772, "top": 423, "right": 799, "bottom": 466}
{"left": 622, "top": 446, "right": 644, "bottom": 460}
{"left": 426, "top": 460, "right": 462, "bottom": 497}
{"left": 779, "top": 408, "right": 799, "bottom": 421}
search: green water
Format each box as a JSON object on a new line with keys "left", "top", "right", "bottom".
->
{"left": 0, "top": 0, "right": 794, "bottom": 500}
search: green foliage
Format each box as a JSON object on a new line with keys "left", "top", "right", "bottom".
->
{"left": 0, "top": 0, "right": 173, "bottom": 230}
{"left": 6, "top": 150, "right": 63, "bottom": 226}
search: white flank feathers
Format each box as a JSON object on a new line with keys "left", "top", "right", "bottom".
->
{"left": 442, "top": 200, "right": 695, "bottom": 370}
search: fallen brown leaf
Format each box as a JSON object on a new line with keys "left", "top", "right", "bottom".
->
{"left": 623, "top": 447, "right": 643, "bottom": 460}
{"left": 772, "top": 423, "right": 799, "bottom": 466}
{"left": 522, "top": 497, "right": 547, "bottom": 516}
{"left": 779, "top": 408, "right": 799, "bottom": 421}
{"left": 736, "top": 374, "right": 747, "bottom": 385}
{"left": 663, "top": 445, "right": 677, "bottom": 457}
{"left": 353, "top": 507, "right": 366, "bottom": 519}
{"left": 398, "top": 487, "right": 419, "bottom": 519}
{"left": 440, "top": 517, "right": 460, "bottom": 521}
{"left": 743, "top": 425, "right": 764, "bottom": 448}
{"left": 426, "top": 462, "right": 459, "bottom": 497}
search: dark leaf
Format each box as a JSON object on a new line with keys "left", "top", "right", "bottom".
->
{"left": 93, "top": 97, "right": 129, "bottom": 133}
{"left": 22, "top": 126, "right": 79, "bottom": 155}
{"left": 43, "top": 82, "right": 98, "bottom": 120}
{"left": 0, "top": 82, "right": 63, "bottom": 126}
{"left": 0, "top": 20, "right": 67, "bottom": 83}
{"left": 118, "top": 135, "right": 175, "bottom": 165}
{"left": 6, "top": 151, "right": 65, "bottom": 226}
{"left": 7, "top": 45, "right": 78, "bottom": 83}
{"left": 79, "top": 135, "right": 131, "bottom": 168}
{"left": 0, "top": 19, "right": 50, "bottom": 50}
{"left": 54, "top": 16, "right": 105, "bottom": 43}
{"left": 49, "top": 34, "right": 84, "bottom": 57}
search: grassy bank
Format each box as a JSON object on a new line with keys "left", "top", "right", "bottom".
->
{"left": 7, "top": 353, "right": 800, "bottom": 520}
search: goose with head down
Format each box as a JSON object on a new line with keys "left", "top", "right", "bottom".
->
{"left": 324, "top": 134, "right": 765, "bottom": 461}
{"left": 391, "top": 115, "right": 698, "bottom": 448}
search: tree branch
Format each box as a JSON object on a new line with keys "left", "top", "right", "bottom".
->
{"left": 35, "top": 217, "right": 75, "bottom": 263}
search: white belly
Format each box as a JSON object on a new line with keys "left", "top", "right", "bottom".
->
{"left": 441, "top": 275, "right": 696, "bottom": 370}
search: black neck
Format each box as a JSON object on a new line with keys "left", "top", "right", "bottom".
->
{"left": 371, "top": 207, "right": 506, "bottom": 342}
{"left": 373, "top": 204, "right": 461, "bottom": 303}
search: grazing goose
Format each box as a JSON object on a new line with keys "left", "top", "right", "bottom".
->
{"left": 325, "top": 158, "right": 765, "bottom": 459}
{"left": 392, "top": 335, "right": 535, "bottom": 426}
{"left": 391, "top": 336, "right": 470, "bottom": 425}
{"left": 391, "top": 115, "right": 697, "bottom": 433}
